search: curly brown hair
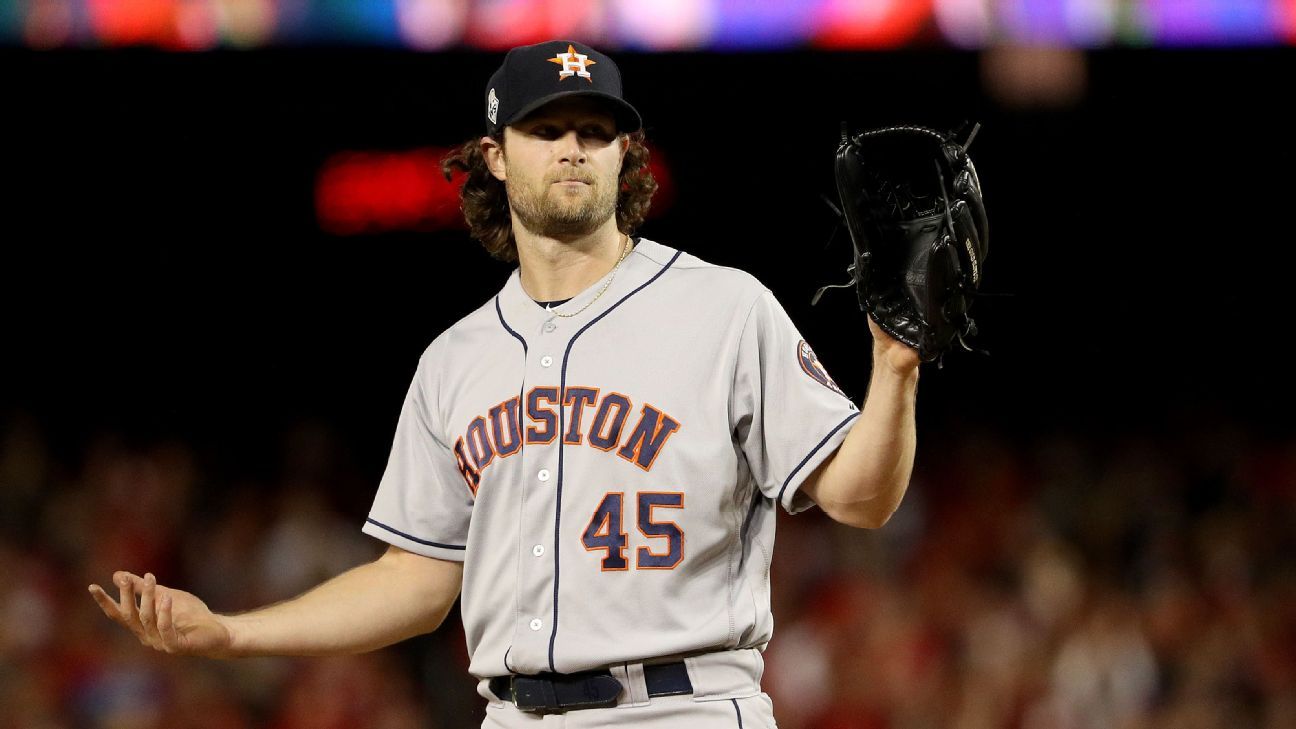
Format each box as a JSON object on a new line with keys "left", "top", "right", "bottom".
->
{"left": 441, "top": 130, "right": 657, "bottom": 263}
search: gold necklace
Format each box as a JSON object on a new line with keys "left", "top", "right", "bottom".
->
{"left": 549, "top": 235, "right": 632, "bottom": 319}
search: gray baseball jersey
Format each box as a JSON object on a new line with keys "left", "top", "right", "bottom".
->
{"left": 363, "top": 237, "right": 859, "bottom": 694}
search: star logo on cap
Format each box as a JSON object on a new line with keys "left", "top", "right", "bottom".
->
{"left": 548, "top": 44, "right": 596, "bottom": 83}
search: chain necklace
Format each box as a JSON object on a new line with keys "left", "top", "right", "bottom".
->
{"left": 548, "top": 235, "right": 632, "bottom": 319}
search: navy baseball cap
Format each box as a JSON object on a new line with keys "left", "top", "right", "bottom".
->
{"left": 484, "top": 40, "right": 642, "bottom": 137}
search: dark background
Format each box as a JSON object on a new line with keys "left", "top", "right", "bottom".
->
{"left": 9, "top": 48, "right": 1294, "bottom": 470}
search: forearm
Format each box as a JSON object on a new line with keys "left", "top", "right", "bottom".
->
{"left": 810, "top": 360, "right": 919, "bottom": 528}
{"left": 224, "top": 547, "right": 462, "bottom": 657}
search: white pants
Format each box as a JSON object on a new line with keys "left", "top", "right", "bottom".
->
{"left": 482, "top": 692, "right": 778, "bottom": 728}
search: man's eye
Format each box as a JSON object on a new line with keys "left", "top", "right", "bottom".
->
{"left": 527, "top": 125, "right": 611, "bottom": 140}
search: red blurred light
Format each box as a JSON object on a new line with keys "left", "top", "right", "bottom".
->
{"left": 464, "top": 0, "right": 553, "bottom": 49}
{"left": 315, "top": 148, "right": 465, "bottom": 236}
{"left": 643, "top": 142, "right": 675, "bottom": 220}
{"left": 814, "top": 0, "right": 934, "bottom": 49}
{"left": 316, "top": 142, "right": 676, "bottom": 236}
{"left": 86, "top": 0, "right": 185, "bottom": 48}
{"left": 1282, "top": 0, "right": 1296, "bottom": 42}
{"left": 464, "top": 0, "right": 603, "bottom": 50}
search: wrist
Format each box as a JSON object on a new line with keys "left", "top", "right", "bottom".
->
{"left": 871, "top": 349, "right": 921, "bottom": 382}
{"left": 219, "top": 614, "right": 251, "bottom": 658}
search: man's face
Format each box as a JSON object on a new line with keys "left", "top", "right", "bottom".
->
{"left": 487, "top": 97, "right": 628, "bottom": 239}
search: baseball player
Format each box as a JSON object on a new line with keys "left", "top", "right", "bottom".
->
{"left": 89, "top": 40, "right": 921, "bottom": 727}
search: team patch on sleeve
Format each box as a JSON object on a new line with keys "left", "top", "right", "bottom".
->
{"left": 797, "top": 340, "right": 846, "bottom": 396}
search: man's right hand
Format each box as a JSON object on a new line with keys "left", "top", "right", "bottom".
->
{"left": 88, "top": 547, "right": 462, "bottom": 659}
{"left": 89, "top": 571, "right": 235, "bottom": 658}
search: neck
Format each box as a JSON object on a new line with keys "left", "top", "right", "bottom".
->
{"left": 514, "top": 218, "right": 629, "bottom": 301}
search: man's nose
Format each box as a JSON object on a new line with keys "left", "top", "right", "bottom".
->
{"left": 555, "top": 130, "right": 587, "bottom": 163}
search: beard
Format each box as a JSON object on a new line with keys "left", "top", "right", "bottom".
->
{"left": 506, "top": 167, "right": 619, "bottom": 238}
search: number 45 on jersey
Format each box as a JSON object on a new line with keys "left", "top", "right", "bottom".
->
{"left": 582, "top": 491, "right": 684, "bottom": 571}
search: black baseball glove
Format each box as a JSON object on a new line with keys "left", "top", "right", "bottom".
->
{"left": 814, "top": 123, "right": 990, "bottom": 365}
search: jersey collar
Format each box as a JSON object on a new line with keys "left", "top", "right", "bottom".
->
{"left": 496, "top": 237, "right": 672, "bottom": 332}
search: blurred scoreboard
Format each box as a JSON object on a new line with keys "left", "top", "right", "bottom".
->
{"left": 4, "top": 0, "right": 1294, "bottom": 51}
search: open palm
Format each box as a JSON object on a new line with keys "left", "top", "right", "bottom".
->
{"left": 89, "top": 571, "right": 234, "bottom": 658}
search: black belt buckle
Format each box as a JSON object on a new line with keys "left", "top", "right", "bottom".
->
{"left": 506, "top": 670, "right": 622, "bottom": 713}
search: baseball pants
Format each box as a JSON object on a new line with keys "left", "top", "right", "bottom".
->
{"left": 483, "top": 692, "right": 778, "bottom": 728}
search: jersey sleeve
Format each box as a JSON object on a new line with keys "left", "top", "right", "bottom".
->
{"left": 731, "top": 288, "right": 861, "bottom": 515}
{"left": 362, "top": 336, "right": 474, "bottom": 562}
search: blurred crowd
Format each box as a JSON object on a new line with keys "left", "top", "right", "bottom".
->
{"left": 1, "top": 412, "right": 1293, "bottom": 729}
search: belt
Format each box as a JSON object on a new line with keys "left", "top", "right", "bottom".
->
{"left": 489, "top": 661, "right": 693, "bottom": 713}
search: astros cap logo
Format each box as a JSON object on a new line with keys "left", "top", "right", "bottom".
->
{"left": 548, "top": 43, "right": 596, "bottom": 83}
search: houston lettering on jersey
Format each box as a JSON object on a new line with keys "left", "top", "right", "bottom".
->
{"left": 451, "top": 386, "right": 682, "bottom": 496}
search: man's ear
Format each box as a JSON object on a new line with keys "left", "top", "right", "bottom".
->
{"left": 482, "top": 135, "right": 506, "bottom": 181}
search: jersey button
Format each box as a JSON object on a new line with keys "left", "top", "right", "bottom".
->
{"left": 540, "top": 355, "right": 553, "bottom": 367}
{"left": 529, "top": 618, "right": 543, "bottom": 631}
{"left": 538, "top": 469, "right": 550, "bottom": 482}
{"left": 532, "top": 544, "right": 545, "bottom": 557}
{"left": 543, "top": 322, "right": 557, "bottom": 333}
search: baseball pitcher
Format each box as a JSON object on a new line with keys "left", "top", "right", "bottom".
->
{"left": 90, "top": 40, "right": 931, "bottom": 728}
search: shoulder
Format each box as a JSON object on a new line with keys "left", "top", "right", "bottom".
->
{"left": 636, "top": 240, "right": 815, "bottom": 342}
{"left": 413, "top": 282, "right": 513, "bottom": 371}
{"left": 633, "top": 237, "right": 772, "bottom": 309}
